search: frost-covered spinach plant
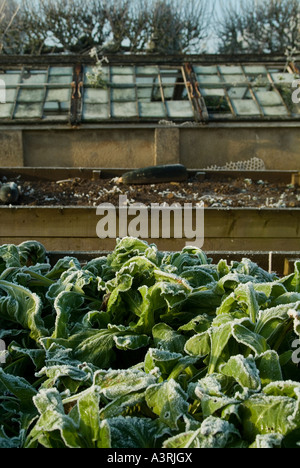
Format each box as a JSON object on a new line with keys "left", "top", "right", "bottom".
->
{"left": 0, "top": 237, "right": 300, "bottom": 448}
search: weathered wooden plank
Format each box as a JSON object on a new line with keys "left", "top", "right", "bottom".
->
{"left": 0, "top": 167, "right": 295, "bottom": 183}
{"left": 0, "top": 207, "right": 299, "bottom": 239}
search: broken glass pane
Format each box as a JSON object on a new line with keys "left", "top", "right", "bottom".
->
{"left": 204, "top": 95, "right": 231, "bottom": 114}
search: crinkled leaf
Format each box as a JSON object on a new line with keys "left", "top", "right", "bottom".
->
{"left": 107, "top": 415, "right": 170, "bottom": 449}
{"left": 94, "top": 368, "right": 156, "bottom": 400}
{"left": 163, "top": 416, "right": 240, "bottom": 448}
{"left": 0, "top": 280, "right": 47, "bottom": 341}
{"left": 145, "top": 379, "right": 189, "bottom": 429}
{"left": 220, "top": 355, "right": 261, "bottom": 391}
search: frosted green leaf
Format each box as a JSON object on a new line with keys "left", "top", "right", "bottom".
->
{"left": 0, "top": 280, "right": 47, "bottom": 341}
{"left": 220, "top": 355, "right": 261, "bottom": 391}
{"left": 94, "top": 368, "right": 156, "bottom": 400}
{"left": 249, "top": 433, "right": 283, "bottom": 448}
{"left": 28, "top": 388, "right": 83, "bottom": 448}
{"left": 152, "top": 322, "right": 186, "bottom": 353}
{"left": 256, "top": 350, "right": 282, "bottom": 386}
{"left": 144, "top": 348, "right": 183, "bottom": 376}
{"left": 232, "top": 322, "right": 268, "bottom": 356}
{"left": 163, "top": 416, "right": 240, "bottom": 448}
{"left": 145, "top": 379, "right": 189, "bottom": 429}
{"left": 184, "top": 331, "right": 210, "bottom": 358}
{"left": 106, "top": 416, "right": 170, "bottom": 449}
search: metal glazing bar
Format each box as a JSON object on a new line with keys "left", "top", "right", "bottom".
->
{"left": 183, "top": 62, "right": 208, "bottom": 123}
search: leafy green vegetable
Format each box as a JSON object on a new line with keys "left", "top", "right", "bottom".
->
{"left": 0, "top": 237, "right": 300, "bottom": 448}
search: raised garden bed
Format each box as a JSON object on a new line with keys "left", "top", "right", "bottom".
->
{"left": 0, "top": 168, "right": 300, "bottom": 253}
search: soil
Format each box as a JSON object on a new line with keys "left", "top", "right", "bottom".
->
{"left": 1, "top": 174, "right": 300, "bottom": 209}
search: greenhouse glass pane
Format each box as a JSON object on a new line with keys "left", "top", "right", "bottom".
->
{"left": 4, "top": 88, "right": 18, "bottom": 102}
{"left": 255, "top": 90, "right": 282, "bottom": 106}
{"left": 222, "top": 75, "right": 248, "bottom": 85}
{"left": 232, "top": 99, "right": 260, "bottom": 115}
{"left": 219, "top": 65, "right": 243, "bottom": 74}
{"left": 137, "top": 87, "right": 153, "bottom": 100}
{"left": 197, "top": 75, "right": 223, "bottom": 85}
{"left": 82, "top": 103, "right": 110, "bottom": 120}
{"left": 263, "top": 106, "right": 289, "bottom": 116}
{"left": 244, "top": 65, "right": 267, "bottom": 75}
{"left": 49, "top": 67, "right": 73, "bottom": 75}
{"left": 48, "top": 75, "right": 72, "bottom": 84}
{"left": 271, "top": 73, "right": 296, "bottom": 84}
{"left": 139, "top": 102, "right": 166, "bottom": 118}
{"left": 111, "top": 74, "right": 135, "bottom": 85}
{"left": 167, "top": 101, "right": 194, "bottom": 118}
{"left": 0, "top": 103, "right": 13, "bottom": 118}
{"left": 112, "top": 87, "right": 136, "bottom": 101}
{"left": 112, "top": 101, "right": 137, "bottom": 117}
{"left": 193, "top": 65, "right": 218, "bottom": 75}
{"left": 21, "top": 73, "right": 47, "bottom": 85}
{"left": 0, "top": 73, "right": 21, "bottom": 86}
{"left": 46, "top": 88, "right": 71, "bottom": 102}
{"left": 14, "top": 102, "right": 43, "bottom": 119}
{"left": 228, "top": 87, "right": 248, "bottom": 99}
{"left": 84, "top": 88, "right": 109, "bottom": 104}
{"left": 44, "top": 101, "right": 69, "bottom": 112}
{"left": 18, "top": 88, "right": 45, "bottom": 102}
{"left": 136, "top": 66, "right": 159, "bottom": 75}
{"left": 200, "top": 88, "right": 225, "bottom": 97}
{"left": 111, "top": 66, "right": 135, "bottom": 75}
